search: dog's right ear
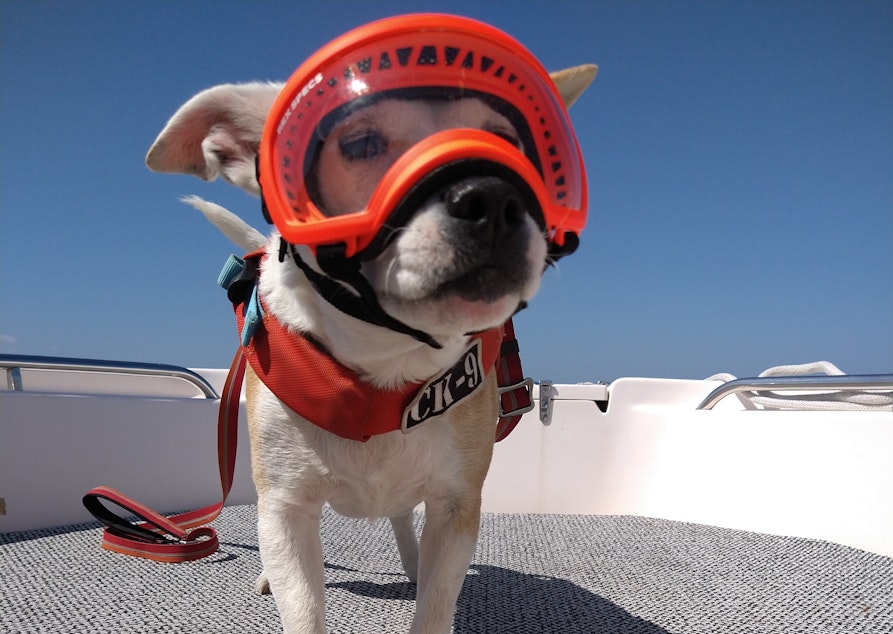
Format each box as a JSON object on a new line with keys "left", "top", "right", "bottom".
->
{"left": 146, "top": 82, "right": 283, "bottom": 196}
{"left": 549, "top": 64, "right": 598, "bottom": 109}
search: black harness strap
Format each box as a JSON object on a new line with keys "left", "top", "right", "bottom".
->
{"left": 280, "top": 239, "right": 443, "bottom": 350}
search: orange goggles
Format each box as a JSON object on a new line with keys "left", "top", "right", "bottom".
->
{"left": 258, "top": 13, "right": 588, "bottom": 258}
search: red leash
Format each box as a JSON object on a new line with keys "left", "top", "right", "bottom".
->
{"left": 82, "top": 348, "right": 246, "bottom": 563}
{"left": 82, "top": 321, "right": 530, "bottom": 562}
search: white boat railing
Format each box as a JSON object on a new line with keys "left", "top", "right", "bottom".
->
{"left": 0, "top": 354, "right": 220, "bottom": 399}
{"left": 697, "top": 373, "right": 893, "bottom": 410}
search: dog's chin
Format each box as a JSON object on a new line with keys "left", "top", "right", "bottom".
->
{"left": 379, "top": 262, "right": 543, "bottom": 341}
{"left": 381, "top": 293, "right": 522, "bottom": 339}
{"left": 368, "top": 228, "right": 548, "bottom": 340}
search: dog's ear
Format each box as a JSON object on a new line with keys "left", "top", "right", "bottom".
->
{"left": 145, "top": 82, "right": 283, "bottom": 196}
{"left": 549, "top": 64, "right": 598, "bottom": 108}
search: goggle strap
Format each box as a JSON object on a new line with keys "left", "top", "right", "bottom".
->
{"left": 282, "top": 240, "right": 443, "bottom": 350}
{"left": 547, "top": 231, "right": 580, "bottom": 262}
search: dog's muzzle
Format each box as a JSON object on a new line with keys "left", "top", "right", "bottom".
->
{"left": 357, "top": 147, "right": 545, "bottom": 261}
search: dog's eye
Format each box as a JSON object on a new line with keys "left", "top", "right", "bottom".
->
{"left": 339, "top": 131, "right": 388, "bottom": 161}
{"left": 494, "top": 130, "right": 521, "bottom": 148}
{"left": 487, "top": 127, "right": 522, "bottom": 150}
{"left": 483, "top": 124, "right": 523, "bottom": 149}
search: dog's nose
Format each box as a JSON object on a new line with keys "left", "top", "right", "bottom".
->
{"left": 444, "top": 176, "right": 525, "bottom": 240}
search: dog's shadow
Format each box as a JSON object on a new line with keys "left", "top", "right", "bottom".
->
{"left": 330, "top": 563, "right": 670, "bottom": 634}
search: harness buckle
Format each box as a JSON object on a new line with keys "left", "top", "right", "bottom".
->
{"left": 498, "top": 377, "right": 535, "bottom": 418}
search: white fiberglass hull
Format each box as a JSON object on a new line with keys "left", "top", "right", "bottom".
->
{"left": 2, "top": 357, "right": 891, "bottom": 558}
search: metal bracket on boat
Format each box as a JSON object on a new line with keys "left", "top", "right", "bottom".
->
{"left": 6, "top": 366, "right": 22, "bottom": 391}
{"left": 539, "top": 380, "right": 555, "bottom": 426}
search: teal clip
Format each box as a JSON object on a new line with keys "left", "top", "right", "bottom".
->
{"left": 218, "top": 254, "right": 245, "bottom": 290}
{"left": 241, "top": 285, "right": 264, "bottom": 346}
{"left": 218, "top": 254, "right": 263, "bottom": 345}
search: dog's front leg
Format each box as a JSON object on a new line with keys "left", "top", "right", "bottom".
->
{"left": 390, "top": 512, "right": 420, "bottom": 583}
{"left": 257, "top": 496, "right": 327, "bottom": 634}
{"left": 409, "top": 497, "right": 481, "bottom": 634}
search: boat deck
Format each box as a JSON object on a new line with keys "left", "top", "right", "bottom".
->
{"left": 3, "top": 504, "right": 891, "bottom": 633}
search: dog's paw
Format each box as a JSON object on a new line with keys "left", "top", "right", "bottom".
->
{"left": 254, "top": 570, "right": 271, "bottom": 595}
{"left": 403, "top": 563, "right": 419, "bottom": 585}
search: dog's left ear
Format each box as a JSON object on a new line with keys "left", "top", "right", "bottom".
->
{"left": 146, "top": 82, "right": 284, "bottom": 196}
{"left": 549, "top": 64, "right": 598, "bottom": 108}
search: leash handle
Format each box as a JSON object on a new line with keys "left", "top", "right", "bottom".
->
{"left": 82, "top": 348, "right": 247, "bottom": 563}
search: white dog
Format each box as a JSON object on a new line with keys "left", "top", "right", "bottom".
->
{"left": 146, "top": 16, "right": 594, "bottom": 633}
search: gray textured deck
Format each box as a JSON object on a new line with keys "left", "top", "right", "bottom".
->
{"left": 3, "top": 504, "right": 891, "bottom": 633}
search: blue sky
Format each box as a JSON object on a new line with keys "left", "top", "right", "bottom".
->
{"left": 1, "top": 1, "right": 891, "bottom": 382}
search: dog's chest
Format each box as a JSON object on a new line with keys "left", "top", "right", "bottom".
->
{"left": 317, "top": 423, "right": 459, "bottom": 518}
{"left": 247, "top": 352, "right": 499, "bottom": 520}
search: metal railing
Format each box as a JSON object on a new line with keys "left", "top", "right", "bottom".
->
{"left": 697, "top": 374, "right": 893, "bottom": 410}
{"left": 0, "top": 354, "right": 219, "bottom": 399}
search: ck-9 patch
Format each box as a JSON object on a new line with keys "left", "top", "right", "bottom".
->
{"left": 402, "top": 340, "right": 485, "bottom": 432}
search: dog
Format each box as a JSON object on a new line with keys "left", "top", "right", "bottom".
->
{"left": 145, "top": 17, "right": 594, "bottom": 632}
